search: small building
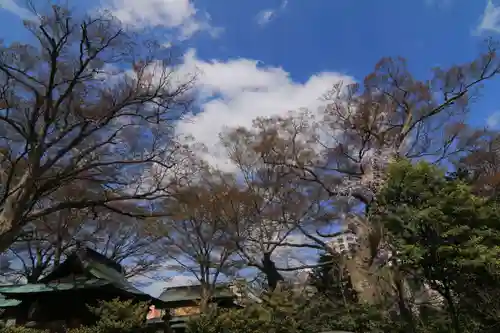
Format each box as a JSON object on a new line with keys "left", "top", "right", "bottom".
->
{"left": 0, "top": 246, "right": 167, "bottom": 331}
{"left": 147, "top": 283, "right": 242, "bottom": 332}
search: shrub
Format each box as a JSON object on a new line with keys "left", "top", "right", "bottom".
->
{"left": 1, "top": 328, "right": 49, "bottom": 333}
{"left": 3, "top": 298, "right": 150, "bottom": 333}
{"left": 88, "top": 298, "right": 149, "bottom": 332}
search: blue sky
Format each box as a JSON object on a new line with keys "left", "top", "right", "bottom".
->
{"left": 2, "top": 0, "right": 500, "bottom": 154}
{"left": 2, "top": 0, "right": 500, "bottom": 294}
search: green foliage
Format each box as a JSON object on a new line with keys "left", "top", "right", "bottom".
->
{"left": 1, "top": 325, "right": 101, "bottom": 333}
{"left": 186, "top": 246, "right": 455, "bottom": 333}
{"left": 187, "top": 288, "right": 309, "bottom": 333}
{"left": 13, "top": 160, "right": 500, "bottom": 333}
{"left": 370, "top": 159, "right": 500, "bottom": 332}
{"left": 186, "top": 287, "right": 395, "bottom": 333}
{"left": 8, "top": 298, "right": 149, "bottom": 333}
{"left": 1, "top": 328, "right": 49, "bottom": 333}
{"left": 66, "top": 327, "right": 103, "bottom": 333}
{"left": 372, "top": 159, "right": 500, "bottom": 276}
{"left": 87, "top": 298, "right": 150, "bottom": 332}
{"left": 309, "top": 252, "right": 358, "bottom": 305}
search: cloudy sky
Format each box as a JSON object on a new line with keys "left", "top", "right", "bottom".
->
{"left": 2, "top": 0, "right": 500, "bottom": 295}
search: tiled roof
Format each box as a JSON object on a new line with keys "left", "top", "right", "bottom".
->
{"left": 38, "top": 246, "right": 147, "bottom": 297}
{"left": 158, "top": 283, "right": 234, "bottom": 303}
{"left": 85, "top": 260, "right": 145, "bottom": 295}
{"left": 0, "top": 279, "right": 108, "bottom": 294}
{"left": 0, "top": 247, "right": 164, "bottom": 306}
{"left": 0, "top": 293, "right": 21, "bottom": 307}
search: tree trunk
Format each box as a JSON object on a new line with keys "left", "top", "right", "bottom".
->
{"left": 0, "top": 173, "right": 34, "bottom": 253}
{"left": 199, "top": 283, "right": 211, "bottom": 313}
{"left": 26, "top": 268, "right": 43, "bottom": 284}
{"left": 394, "top": 270, "right": 417, "bottom": 333}
{"left": 53, "top": 226, "right": 64, "bottom": 268}
{"left": 261, "top": 252, "right": 284, "bottom": 291}
{"left": 444, "top": 286, "right": 462, "bottom": 333}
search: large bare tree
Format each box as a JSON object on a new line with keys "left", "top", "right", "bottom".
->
{"left": 220, "top": 46, "right": 500, "bottom": 301}
{"left": 0, "top": 4, "right": 194, "bottom": 251}
{"left": 203, "top": 134, "right": 336, "bottom": 290}
{"left": 153, "top": 169, "right": 243, "bottom": 311}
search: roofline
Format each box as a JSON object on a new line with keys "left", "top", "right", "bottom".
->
{"left": 162, "top": 282, "right": 232, "bottom": 291}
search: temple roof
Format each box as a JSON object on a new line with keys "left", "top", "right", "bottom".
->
{"left": 0, "top": 246, "right": 163, "bottom": 306}
{"left": 35, "top": 246, "right": 147, "bottom": 296}
{"left": 158, "top": 283, "right": 235, "bottom": 303}
{"left": 0, "top": 292, "right": 21, "bottom": 307}
{"left": 0, "top": 278, "right": 108, "bottom": 294}
{"left": 39, "top": 246, "right": 124, "bottom": 283}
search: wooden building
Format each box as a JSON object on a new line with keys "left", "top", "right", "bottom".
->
{"left": 0, "top": 246, "right": 167, "bottom": 331}
{"left": 147, "top": 283, "right": 243, "bottom": 332}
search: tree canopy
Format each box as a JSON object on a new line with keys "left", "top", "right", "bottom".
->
{"left": 3, "top": 3, "right": 500, "bottom": 333}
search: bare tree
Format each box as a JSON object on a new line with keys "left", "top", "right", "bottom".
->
{"left": 451, "top": 130, "right": 500, "bottom": 198}
{"left": 209, "top": 135, "right": 336, "bottom": 290}
{"left": 87, "top": 213, "right": 167, "bottom": 279}
{"left": 154, "top": 170, "right": 243, "bottom": 311}
{"left": 3, "top": 208, "right": 167, "bottom": 283}
{"left": 0, "top": 4, "right": 194, "bottom": 251}
{"left": 4, "top": 208, "right": 87, "bottom": 283}
{"left": 219, "top": 46, "right": 500, "bottom": 301}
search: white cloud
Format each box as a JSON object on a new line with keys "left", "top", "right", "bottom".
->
{"left": 174, "top": 49, "right": 354, "bottom": 170}
{"left": 101, "top": 0, "right": 222, "bottom": 40}
{"left": 1, "top": 0, "right": 221, "bottom": 40}
{"left": 256, "top": 10, "right": 275, "bottom": 26}
{"left": 255, "top": 0, "right": 288, "bottom": 26}
{"left": 0, "top": 0, "right": 37, "bottom": 20}
{"left": 487, "top": 111, "right": 500, "bottom": 128}
{"left": 475, "top": 0, "right": 500, "bottom": 35}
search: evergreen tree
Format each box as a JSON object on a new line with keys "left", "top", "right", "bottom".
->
{"left": 370, "top": 159, "right": 500, "bottom": 333}
{"left": 309, "top": 252, "right": 358, "bottom": 305}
